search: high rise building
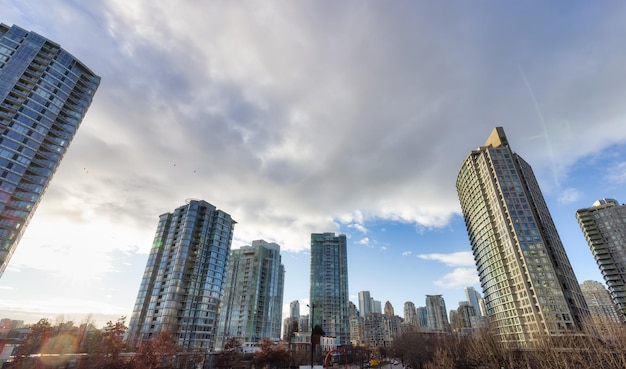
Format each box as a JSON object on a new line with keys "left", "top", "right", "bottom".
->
{"left": 310, "top": 232, "right": 350, "bottom": 345}
{"left": 358, "top": 291, "right": 372, "bottom": 317}
{"left": 373, "top": 300, "right": 382, "bottom": 314}
{"left": 579, "top": 280, "right": 622, "bottom": 324}
{"left": 215, "top": 240, "right": 285, "bottom": 349}
{"left": 425, "top": 295, "right": 449, "bottom": 333}
{"left": 127, "top": 200, "right": 235, "bottom": 351}
{"left": 456, "top": 127, "right": 588, "bottom": 344}
{"left": 464, "top": 287, "right": 484, "bottom": 317}
{"left": 290, "top": 300, "right": 300, "bottom": 319}
{"left": 0, "top": 24, "right": 100, "bottom": 276}
{"left": 576, "top": 199, "right": 626, "bottom": 318}
{"left": 456, "top": 301, "right": 477, "bottom": 330}
{"left": 416, "top": 306, "right": 428, "bottom": 327}
{"left": 403, "top": 301, "right": 418, "bottom": 326}
{"left": 384, "top": 301, "right": 394, "bottom": 317}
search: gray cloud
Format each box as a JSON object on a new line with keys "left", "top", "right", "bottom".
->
{"left": 6, "top": 1, "right": 626, "bottom": 260}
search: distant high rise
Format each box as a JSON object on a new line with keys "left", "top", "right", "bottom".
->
{"left": 358, "top": 291, "right": 372, "bottom": 317}
{"left": 127, "top": 200, "right": 235, "bottom": 350}
{"left": 384, "top": 301, "right": 394, "bottom": 316}
{"left": 0, "top": 24, "right": 100, "bottom": 276}
{"left": 403, "top": 301, "right": 418, "bottom": 326}
{"left": 425, "top": 295, "right": 449, "bottom": 332}
{"left": 348, "top": 301, "right": 358, "bottom": 319}
{"left": 456, "top": 127, "right": 588, "bottom": 344}
{"left": 464, "top": 287, "right": 483, "bottom": 317}
{"left": 310, "top": 232, "right": 350, "bottom": 345}
{"left": 373, "top": 300, "right": 382, "bottom": 314}
{"left": 456, "top": 302, "right": 477, "bottom": 330}
{"left": 576, "top": 199, "right": 626, "bottom": 318}
{"left": 580, "top": 280, "right": 622, "bottom": 324}
{"left": 290, "top": 300, "right": 300, "bottom": 319}
{"left": 416, "top": 306, "right": 428, "bottom": 327}
{"left": 215, "top": 240, "right": 285, "bottom": 349}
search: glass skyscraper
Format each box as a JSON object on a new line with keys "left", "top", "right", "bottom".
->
{"left": 425, "top": 295, "right": 449, "bottom": 333}
{"left": 215, "top": 240, "right": 285, "bottom": 349}
{"left": 456, "top": 127, "right": 588, "bottom": 344}
{"left": 0, "top": 24, "right": 100, "bottom": 276}
{"left": 310, "top": 232, "right": 350, "bottom": 345}
{"left": 358, "top": 290, "right": 372, "bottom": 317}
{"left": 576, "top": 198, "right": 626, "bottom": 318}
{"left": 127, "top": 200, "right": 235, "bottom": 351}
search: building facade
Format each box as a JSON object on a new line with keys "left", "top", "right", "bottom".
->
{"left": 456, "top": 127, "right": 588, "bottom": 344}
{"left": 464, "top": 287, "right": 484, "bottom": 317}
{"left": 579, "top": 280, "right": 622, "bottom": 325}
{"left": 215, "top": 240, "right": 285, "bottom": 349}
{"left": 416, "top": 307, "right": 428, "bottom": 328}
{"left": 358, "top": 291, "right": 372, "bottom": 317}
{"left": 384, "top": 301, "right": 395, "bottom": 317}
{"left": 310, "top": 232, "right": 350, "bottom": 345}
{"left": 403, "top": 301, "right": 418, "bottom": 326}
{"left": 127, "top": 200, "right": 235, "bottom": 351}
{"left": 0, "top": 24, "right": 100, "bottom": 276}
{"left": 425, "top": 295, "right": 450, "bottom": 333}
{"left": 576, "top": 199, "right": 626, "bottom": 318}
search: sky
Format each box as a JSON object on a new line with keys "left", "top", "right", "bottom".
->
{"left": 1, "top": 1, "right": 626, "bottom": 328}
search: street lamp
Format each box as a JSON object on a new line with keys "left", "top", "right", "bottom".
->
{"left": 307, "top": 303, "right": 316, "bottom": 369}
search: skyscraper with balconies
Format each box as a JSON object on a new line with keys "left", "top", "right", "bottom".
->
{"left": 456, "top": 127, "right": 588, "bottom": 344}
{"left": 310, "top": 232, "right": 350, "bottom": 345}
{"left": 215, "top": 240, "right": 285, "bottom": 349}
{"left": 127, "top": 200, "right": 235, "bottom": 351}
{"left": 0, "top": 24, "right": 100, "bottom": 276}
{"left": 576, "top": 199, "right": 626, "bottom": 318}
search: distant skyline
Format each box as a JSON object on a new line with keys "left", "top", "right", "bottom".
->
{"left": 1, "top": 1, "right": 625, "bottom": 328}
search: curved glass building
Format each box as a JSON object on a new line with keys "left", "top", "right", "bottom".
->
{"left": 456, "top": 127, "right": 588, "bottom": 345}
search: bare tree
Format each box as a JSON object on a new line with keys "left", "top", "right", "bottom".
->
{"left": 253, "top": 338, "right": 291, "bottom": 369}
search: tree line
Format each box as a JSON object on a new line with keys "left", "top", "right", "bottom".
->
{"left": 392, "top": 318, "right": 626, "bottom": 369}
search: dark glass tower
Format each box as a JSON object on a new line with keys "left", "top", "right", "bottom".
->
{"left": 127, "top": 200, "right": 235, "bottom": 351}
{"left": 310, "top": 232, "right": 350, "bottom": 345}
{"left": 456, "top": 127, "right": 588, "bottom": 344}
{"left": 0, "top": 24, "right": 100, "bottom": 276}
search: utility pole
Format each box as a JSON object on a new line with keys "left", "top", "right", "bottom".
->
{"left": 307, "top": 303, "right": 316, "bottom": 369}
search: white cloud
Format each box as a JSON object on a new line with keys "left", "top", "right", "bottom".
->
{"left": 434, "top": 268, "right": 480, "bottom": 289}
{"left": 357, "top": 238, "right": 372, "bottom": 248}
{"left": 402, "top": 251, "right": 412, "bottom": 257}
{"left": 417, "top": 252, "right": 475, "bottom": 267}
{"left": 558, "top": 188, "right": 582, "bottom": 204}
{"left": 353, "top": 223, "right": 368, "bottom": 234}
{"left": 607, "top": 162, "right": 626, "bottom": 184}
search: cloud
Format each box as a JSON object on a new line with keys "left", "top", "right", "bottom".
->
{"left": 357, "top": 238, "right": 372, "bottom": 248}
{"left": 5, "top": 1, "right": 626, "bottom": 289}
{"left": 434, "top": 268, "right": 480, "bottom": 289}
{"left": 351, "top": 223, "right": 368, "bottom": 234}
{"left": 402, "top": 251, "right": 412, "bottom": 257}
{"left": 558, "top": 188, "right": 582, "bottom": 204}
{"left": 417, "top": 252, "right": 475, "bottom": 267}
{"left": 606, "top": 162, "right": 626, "bottom": 184}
